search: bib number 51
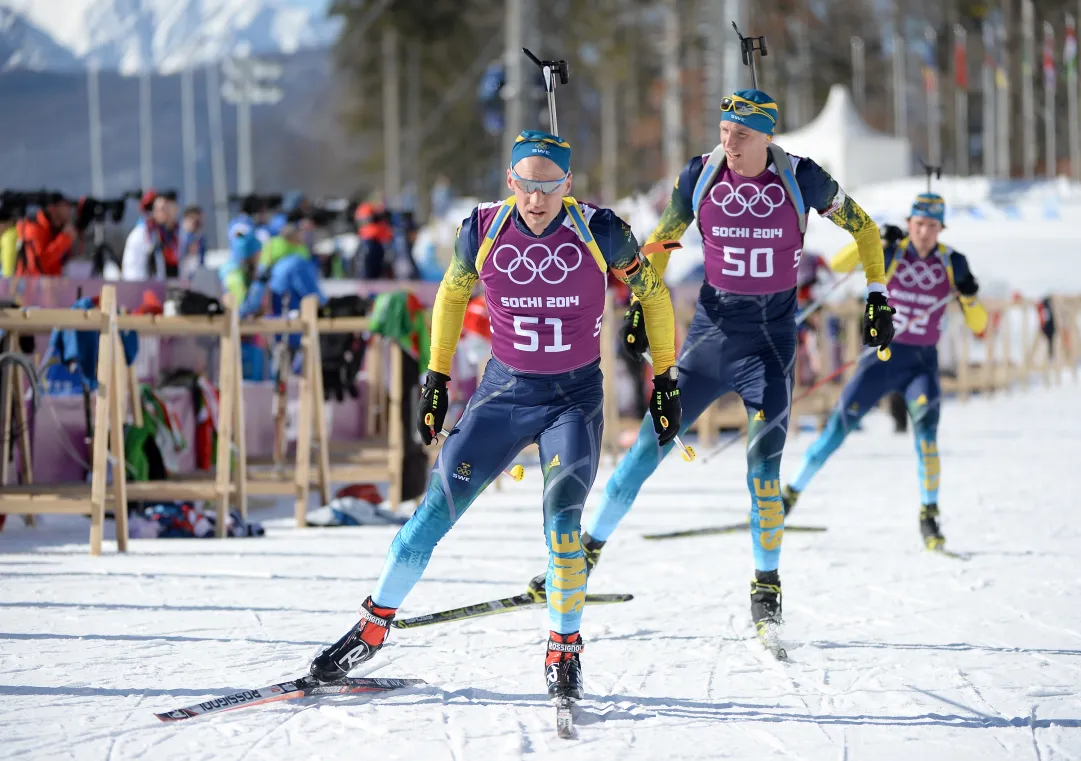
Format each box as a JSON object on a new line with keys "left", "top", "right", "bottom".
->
{"left": 513, "top": 316, "right": 571, "bottom": 353}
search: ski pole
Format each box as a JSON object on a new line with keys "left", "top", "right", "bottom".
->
{"left": 523, "top": 49, "right": 569, "bottom": 136}
{"left": 639, "top": 350, "right": 696, "bottom": 462}
{"left": 795, "top": 270, "right": 857, "bottom": 325}
{"left": 697, "top": 290, "right": 958, "bottom": 465}
{"left": 438, "top": 428, "right": 525, "bottom": 481}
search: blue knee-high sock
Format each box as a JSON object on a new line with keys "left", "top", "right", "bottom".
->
{"left": 788, "top": 411, "right": 853, "bottom": 493}
{"left": 910, "top": 401, "right": 941, "bottom": 505}
{"left": 371, "top": 478, "right": 455, "bottom": 608}
{"left": 747, "top": 416, "right": 788, "bottom": 573}
{"left": 585, "top": 414, "right": 674, "bottom": 542}
{"left": 546, "top": 514, "right": 587, "bottom": 634}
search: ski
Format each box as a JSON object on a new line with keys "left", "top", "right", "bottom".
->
{"left": 643, "top": 523, "right": 827, "bottom": 540}
{"left": 154, "top": 675, "right": 426, "bottom": 722}
{"left": 756, "top": 624, "right": 788, "bottom": 661}
{"left": 555, "top": 697, "right": 576, "bottom": 739}
{"left": 928, "top": 546, "right": 971, "bottom": 561}
{"left": 392, "top": 592, "right": 633, "bottom": 629}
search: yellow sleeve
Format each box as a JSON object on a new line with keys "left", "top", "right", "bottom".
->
{"left": 428, "top": 252, "right": 478, "bottom": 376}
{"left": 825, "top": 195, "right": 886, "bottom": 287}
{"left": 640, "top": 200, "right": 693, "bottom": 283}
{"left": 617, "top": 256, "right": 676, "bottom": 374}
{"left": 829, "top": 241, "right": 861, "bottom": 274}
{"left": 0, "top": 227, "right": 18, "bottom": 277}
{"left": 959, "top": 296, "right": 988, "bottom": 336}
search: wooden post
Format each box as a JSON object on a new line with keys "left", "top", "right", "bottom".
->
{"left": 232, "top": 313, "right": 248, "bottom": 519}
{"left": 957, "top": 304, "right": 971, "bottom": 402}
{"left": 386, "top": 341, "right": 404, "bottom": 511}
{"left": 213, "top": 294, "right": 238, "bottom": 538}
{"left": 293, "top": 298, "right": 317, "bottom": 526}
{"left": 305, "top": 297, "right": 332, "bottom": 507}
{"left": 87, "top": 286, "right": 117, "bottom": 556}
{"left": 984, "top": 307, "right": 999, "bottom": 395}
{"left": 128, "top": 363, "right": 144, "bottom": 427}
{"left": 0, "top": 343, "right": 13, "bottom": 488}
{"left": 1002, "top": 303, "right": 1014, "bottom": 392}
{"left": 12, "top": 351, "right": 34, "bottom": 526}
{"left": 109, "top": 324, "right": 129, "bottom": 552}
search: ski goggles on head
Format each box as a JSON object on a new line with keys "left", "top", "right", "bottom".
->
{"left": 720, "top": 95, "right": 778, "bottom": 123}
{"left": 509, "top": 169, "right": 568, "bottom": 195}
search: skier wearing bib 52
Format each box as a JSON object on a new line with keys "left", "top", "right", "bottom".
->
{"left": 309, "top": 130, "right": 681, "bottom": 701}
{"left": 782, "top": 193, "right": 988, "bottom": 551}
{"left": 532, "top": 88, "right": 895, "bottom": 652}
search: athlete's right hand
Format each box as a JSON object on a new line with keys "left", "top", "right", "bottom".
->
{"left": 416, "top": 371, "right": 451, "bottom": 445}
{"left": 619, "top": 301, "right": 648, "bottom": 361}
{"left": 649, "top": 369, "right": 681, "bottom": 446}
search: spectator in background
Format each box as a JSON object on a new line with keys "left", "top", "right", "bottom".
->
{"left": 355, "top": 198, "right": 394, "bottom": 279}
{"left": 122, "top": 193, "right": 179, "bottom": 280}
{"left": 0, "top": 215, "right": 18, "bottom": 277}
{"left": 178, "top": 205, "right": 206, "bottom": 269}
{"left": 15, "top": 193, "right": 76, "bottom": 276}
{"left": 220, "top": 195, "right": 268, "bottom": 305}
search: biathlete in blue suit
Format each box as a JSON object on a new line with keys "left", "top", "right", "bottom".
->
{"left": 559, "top": 88, "right": 896, "bottom": 647}
{"left": 782, "top": 192, "right": 988, "bottom": 551}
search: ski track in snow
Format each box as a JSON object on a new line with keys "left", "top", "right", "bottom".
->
{"left": 2, "top": 384, "right": 1081, "bottom": 759}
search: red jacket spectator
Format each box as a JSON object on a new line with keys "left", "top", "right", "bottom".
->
{"left": 16, "top": 198, "right": 76, "bottom": 275}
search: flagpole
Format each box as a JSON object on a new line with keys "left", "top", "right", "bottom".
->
{"left": 893, "top": 31, "right": 907, "bottom": 139}
{"left": 981, "top": 19, "right": 996, "bottom": 176}
{"left": 1044, "top": 21, "right": 1057, "bottom": 178}
{"left": 1067, "top": 12, "right": 1080, "bottom": 181}
{"left": 925, "top": 26, "right": 941, "bottom": 168}
{"left": 954, "top": 24, "right": 969, "bottom": 176}
{"left": 996, "top": 12, "right": 1011, "bottom": 177}
{"left": 1022, "top": 0, "right": 1036, "bottom": 178}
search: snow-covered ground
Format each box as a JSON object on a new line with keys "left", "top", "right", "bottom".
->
{"left": 2, "top": 382, "right": 1081, "bottom": 759}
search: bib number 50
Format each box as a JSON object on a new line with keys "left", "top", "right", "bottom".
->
{"left": 721, "top": 246, "right": 796, "bottom": 278}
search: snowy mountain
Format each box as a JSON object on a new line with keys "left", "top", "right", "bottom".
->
{"left": 0, "top": 0, "right": 341, "bottom": 74}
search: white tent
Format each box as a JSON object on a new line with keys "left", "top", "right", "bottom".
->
{"left": 772, "top": 84, "right": 911, "bottom": 189}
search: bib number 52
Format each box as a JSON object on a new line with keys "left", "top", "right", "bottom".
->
{"left": 891, "top": 303, "right": 930, "bottom": 336}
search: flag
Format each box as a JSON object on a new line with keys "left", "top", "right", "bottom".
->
{"left": 954, "top": 25, "right": 968, "bottom": 91}
{"left": 1066, "top": 14, "right": 1078, "bottom": 77}
{"left": 1043, "top": 22, "right": 1056, "bottom": 91}
{"left": 923, "top": 29, "right": 938, "bottom": 93}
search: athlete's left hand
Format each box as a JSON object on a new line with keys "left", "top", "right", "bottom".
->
{"left": 416, "top": 371, "right": 450, "bottom": 445}
{"left": 863, "top": 291, "right": 896, "bottom": 347}
{"left": 619, "top": 301, "right": 648, "bottom": 361}
{"left": 649, "top": 371, "right": 681, "bottom": 446}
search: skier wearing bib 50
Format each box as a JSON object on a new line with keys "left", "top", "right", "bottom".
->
{"left": 782, "top": 193, "right": 988, "bottom": 551}
{"left": 532, "top": 88, "right": 895, "bottom": 652}
{"left": 309, "top": 130, "right": 681, "bottom": 700}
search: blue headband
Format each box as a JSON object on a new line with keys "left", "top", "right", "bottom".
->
{"left": 909, "top": 193, "right": 946, "bottom": 224}
{"left": 510, "top": 130, "right": 571, "bottom": 174}
{"left": 720, "top": 88, "right": 780, "bottom": 137}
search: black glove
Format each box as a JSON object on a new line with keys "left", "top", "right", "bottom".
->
{"left": 878, "top": 223, "right": 905, "bottom": 247}
{"left": 619, "top": 301, "right": 648, "bottom": 361}
{"left": 863, "top": 291, "right": 896, "bottom": 347}
{"left": 416, "top": 371, "right": 450, "bottom": 445}
{"left": 648, "top": 369, "right": 681, "bottom": 446}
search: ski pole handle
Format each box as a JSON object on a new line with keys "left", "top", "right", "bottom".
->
{"left": 439, "top": 429, "right": 525, "bottom": 481}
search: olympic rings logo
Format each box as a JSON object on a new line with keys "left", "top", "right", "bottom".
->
{"left": 491, "top": 242, "right": 583, "bottom": 285}
{"left": 707, "top": 181, "right": 787, "bottom": 218}
{"left": 894, "top": 258, "right": 946, "bottom": 290}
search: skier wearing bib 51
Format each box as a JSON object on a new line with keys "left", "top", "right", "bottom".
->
{"left": 309, "top": 130, "right": 681, "bottom": 701}
{"left": 782, "top": 193, "right": 988, "bottom": 551}
{"left": 533, "top": 88, "right": 895, "bottom": 654}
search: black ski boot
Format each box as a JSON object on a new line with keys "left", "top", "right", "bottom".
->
{"left": 920, "top": 503, "right": 946, "bottom": 550}
{"left": 750, "top": 570, "right": 785, "bottom": 658}
{"left": 309, "top": 596, "right": 395, "bottom": 683}
{"left": 527, "top": 533, "right": 605, "bottom": 602}
{"left": 781, "top": 485, "right": 800, "bottom": 516}
{"left": 545, "top": 631, "right": 584, "bottom": 700}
